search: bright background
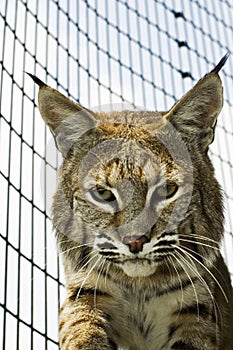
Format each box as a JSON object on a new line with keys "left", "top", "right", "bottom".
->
{"left": 0, "top": 1, "right": 233, "bottom": 349}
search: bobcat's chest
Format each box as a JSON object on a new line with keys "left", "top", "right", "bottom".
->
{"left": 107, "top": 289, "right": 181, "bottom": 350}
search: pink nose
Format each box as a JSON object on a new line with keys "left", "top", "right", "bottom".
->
{"left": 123, "top": 235, "right": 150, "bottom": 253}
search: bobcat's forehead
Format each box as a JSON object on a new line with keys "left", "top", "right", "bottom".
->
{"left": 95, "top": 110, "right": 166, "bottom": 130}
{"left": 94, "top": 159, "right": 148, "bottom": 186}
{"left": 81, "top": 155, "right": 181, "bottom": 189}
{"left": 74, "top": 127, "right": 184, "bottom": 194}
{"left": 71, "top": 111, "right": 187, "bottom": 189}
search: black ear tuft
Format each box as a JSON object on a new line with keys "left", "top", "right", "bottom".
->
{"left": 164, "top": 54, "right": 231, "bottom": 151}
{"left": 28, "top": 75, "right": 97, "bottom": 156}
{"left": 210, "top": 52, "right": 230, "bottom": 74}
{"left": 26, "top": 72, "right": 46, "bottom": 87}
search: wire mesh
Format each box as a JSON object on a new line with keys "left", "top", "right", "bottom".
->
{"left": 0, "top": 1, "right": 233, "bottom": 349}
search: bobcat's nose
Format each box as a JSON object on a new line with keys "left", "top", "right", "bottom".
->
{"left": 123, "top": 235, "right": 150, "bottom": 253}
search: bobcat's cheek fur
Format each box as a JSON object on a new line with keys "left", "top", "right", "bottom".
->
{"left": 30, "top": 54, "right": 233, "bottom": 350}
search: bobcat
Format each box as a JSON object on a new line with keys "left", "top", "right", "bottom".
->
{"left": 29, "top": 54, "right": 233, "bottom": 350}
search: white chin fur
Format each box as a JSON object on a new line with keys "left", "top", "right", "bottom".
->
{"left": 120, "top": 261, "right": 158, "bottom": 277}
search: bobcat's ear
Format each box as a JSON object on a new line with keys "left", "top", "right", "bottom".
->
{"left": 164, "top": 54, "right": 229, "bottom": 151}
{"left": 28, "top": 74, "right": 97, "bottom": 155}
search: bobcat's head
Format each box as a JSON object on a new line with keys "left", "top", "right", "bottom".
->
{"left": 29, "top": 54, "right": 228, "bottom": 278}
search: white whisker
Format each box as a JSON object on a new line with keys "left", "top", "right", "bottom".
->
{"left": 171, "top": 253, "right": 200, "bottom": 322}
{"left": 167, "top": 256, "right": 185, "bottom": 319}
{"left": 76, "top": 256, "right": 102, "bottom": 301}
{"left": 174, "top": 247, "right": 222, "bottom": 336}
{"left": 104, "top": 260, "right": 111, "bottom": 288}
{"left": 58, "top": 243, "right": 91, "bottom": 256}
{"left": 179, "top": 244, "right": 230, "bottom": 291}
{"left": 176, "top": 245, "right": 228, "bottom": 303}
{"left": 94, "top": 259, "right": 106, "bottom": 308}
{"left": 179, "top": 238, "right": 220, "bottom": 251}
{"left": 179, "top": 233, "right": 220, "bottom": 246}
{"left": 76, "top": 251, "right": 99, "bottom": 275}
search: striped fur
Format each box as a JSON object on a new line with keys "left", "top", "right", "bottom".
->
{"left": 32, "top": 54, "right": 233, "bottom": 349}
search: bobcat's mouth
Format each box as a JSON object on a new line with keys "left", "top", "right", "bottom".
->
{"left": 117, "top": 257, "right": 159, "bottom": 277}
{"left": 102, "top": 253, "right": 170, "bottom": 277}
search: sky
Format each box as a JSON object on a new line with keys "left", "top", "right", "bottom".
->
{"left": 0, "top": 0, "right": 233, "bottom": 349}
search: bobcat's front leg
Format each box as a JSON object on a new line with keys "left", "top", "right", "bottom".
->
{"left": 59, "top": 292, "right": 116, "bottom": 350}
{"left": 166, "top": 318, "right": 220, "bottom": 350}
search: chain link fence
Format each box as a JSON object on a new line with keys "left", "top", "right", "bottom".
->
{"left": 0, "top": 1, "right": 233, "bottom": 349}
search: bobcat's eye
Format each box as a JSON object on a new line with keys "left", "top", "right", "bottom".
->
{"left": 155, "top": 183, "right": 178, "bottom": 199}
{"left": 89, "top": 187, "right": 116, "bottom": 203}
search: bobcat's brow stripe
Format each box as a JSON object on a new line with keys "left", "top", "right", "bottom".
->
{"left": 79, "top": 246, "right": 92, "bottom": 267}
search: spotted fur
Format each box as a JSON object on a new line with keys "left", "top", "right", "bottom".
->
{"left": 30, "top": 54, "right": 233, "bottom": 350}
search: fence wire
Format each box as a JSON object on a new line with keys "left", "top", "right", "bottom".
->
{"left": 0, "top": 0, "right": 233, "bottom": 349}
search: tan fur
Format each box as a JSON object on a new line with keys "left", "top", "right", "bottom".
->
{"left": 30, "top": 55, "right": 233, "bottom": 350}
